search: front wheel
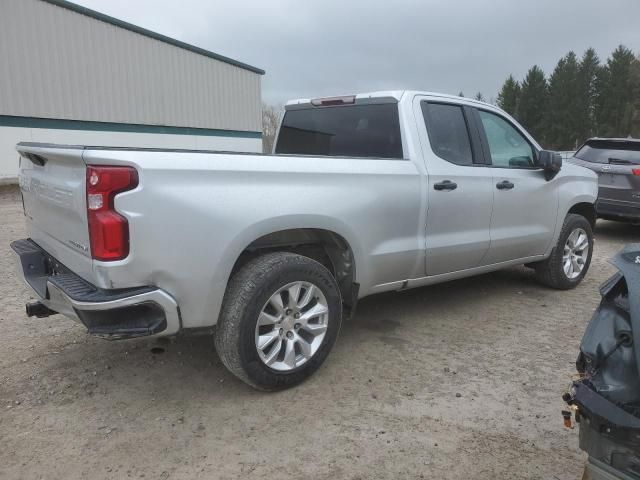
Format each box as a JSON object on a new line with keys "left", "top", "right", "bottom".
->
{"left": 534, "top": 214, "right": 594, "bottom": 290}
{"left": 214, "top": 252, "right": 342, "bottom": 390}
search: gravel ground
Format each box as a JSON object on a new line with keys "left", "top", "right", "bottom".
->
{"left": 1, "top": 183, "right": 638, "bottom": 480}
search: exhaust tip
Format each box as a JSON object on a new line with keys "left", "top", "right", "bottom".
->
{"left": 25, "top": 302, "right": 56, "bottom": 318}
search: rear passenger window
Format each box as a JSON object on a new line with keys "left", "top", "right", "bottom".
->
{"left": 421, "top": 102, "right": 474, "bottom": 166}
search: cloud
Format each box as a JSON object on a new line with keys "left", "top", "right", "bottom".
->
{"left": 75, "top": 0, "right": 640, "bottom": 104}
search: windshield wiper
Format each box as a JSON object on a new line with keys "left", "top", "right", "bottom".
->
{"left": 608, "top": 157, "right": 636, "bottom": 165}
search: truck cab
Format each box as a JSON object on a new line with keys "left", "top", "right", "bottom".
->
{"left": 276, "top": 91, "right": 596, "bottom": 281}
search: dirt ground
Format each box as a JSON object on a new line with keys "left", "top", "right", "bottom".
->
{"left": 1, "top": 184, "right": 638, "bottom": 480}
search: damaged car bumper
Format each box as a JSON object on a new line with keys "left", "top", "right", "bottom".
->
{"left": 11, "top": 238, "right": 181, "bottom": 339}
{"left": 564, "top": 244, "right": 640, "bottom": 479}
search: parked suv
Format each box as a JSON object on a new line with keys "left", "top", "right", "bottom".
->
{"left": 570, "top": 138, "right": 640, "bottom": 223}
{"left": 12, "top": 91, "right": 598, "bottom": 389}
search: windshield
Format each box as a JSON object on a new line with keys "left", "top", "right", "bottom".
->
{"left": 275, "top": 103, "right": 403, "bottom": 159}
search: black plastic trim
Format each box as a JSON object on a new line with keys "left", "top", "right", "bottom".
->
{"left": 464, "top": 106, "right": 491, "bottom": 165}
{"left": 75, "top": 302, "right": 167, "bottom": 339}
{"left": 11, "top": 238, "right": 166, "bottom": 339}
{"left": 573, "top": 382, "right": 640, "bottom": 430}
{"left": 596, "top": 200, "right": 640, "bottom": 221}
{"left": 10, "top": 239, "right": 154, "bottom": 302}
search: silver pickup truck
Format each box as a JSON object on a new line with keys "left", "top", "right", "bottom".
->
{"left": 12, "top": 91, "right": 598, "bottom": 390}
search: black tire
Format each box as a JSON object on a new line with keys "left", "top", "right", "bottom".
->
{"left": 214, "top": 252, "right": 342, "bottom": 391}
{"left": 534, "top": 214, "right": 593, "bottom": 290}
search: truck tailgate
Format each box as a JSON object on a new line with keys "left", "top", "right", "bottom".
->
{"left": 16, "top": 144, "right": 94, "bottom": 283}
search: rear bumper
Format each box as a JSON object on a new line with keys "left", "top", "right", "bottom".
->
{"left": 11, "top": 238, "right": 180, "bottom": 339}
{"left": 596, "top": 199, "right": 640, "bottom": 222}
{"left": 568, "top": 382, "right": 640, "bottom": 479}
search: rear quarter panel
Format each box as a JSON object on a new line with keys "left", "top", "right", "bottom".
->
{"left": 82, "top": 149, "right": 423, "bottom": 328}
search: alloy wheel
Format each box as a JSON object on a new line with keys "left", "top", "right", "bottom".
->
{"left": 563, "top": 228, "right": 589, "bottom": 279}
{"left": 254, "top": 281, "right": 329, "bottom": 371}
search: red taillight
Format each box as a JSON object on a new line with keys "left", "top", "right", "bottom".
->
{"left": 86, "top": 166, "right": 138, "bottom": 261}
{"left": 633, "top": 168, "right": 640, "bottom": 176}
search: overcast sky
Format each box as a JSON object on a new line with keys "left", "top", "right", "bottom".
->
{"left": 75, "top": 0, "right": 640, "bottom": 105}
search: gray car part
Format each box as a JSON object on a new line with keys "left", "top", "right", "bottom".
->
{"left": 565, "top": 244, "right": 640, "bottom": 478}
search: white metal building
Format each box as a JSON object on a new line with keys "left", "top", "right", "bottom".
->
{"left": 0, "top": 0, "right": 264, "bottom": 182}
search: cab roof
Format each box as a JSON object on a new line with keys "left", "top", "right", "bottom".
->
{"left": 285, "top": 90, "right": 495, "bottom": 109}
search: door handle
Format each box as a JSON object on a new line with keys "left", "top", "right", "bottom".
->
{"left": 496, "top": 180, "right": 515, "bottom": 190}
{"left": 434, "top": 180, "right": 458, "bottom": 191}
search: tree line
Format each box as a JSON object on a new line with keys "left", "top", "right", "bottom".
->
{"left": 262, "top": 45, "right": 640, "bottom": 152}
{"left": 494, "top": 45, "right": 640, "bottom": 150}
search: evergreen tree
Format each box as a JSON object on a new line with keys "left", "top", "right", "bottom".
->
{"left": 547, "top": 52, "right": 580, "bottom": 149}
{"left": 495, "top": 47, "right": 640, "bottom": 145}
{"left": 474, "top": 92, "right": 485, "bottom": 102}
{"left": 576, "top": 48, "right": 601, "bottom": 144}
{"left": 518, "top": 65, "right": 549, "bottom": 144}
{"left": 630, "top": 56, "right": 640, "bottom": 138}
{"left": 496, "top": 75, "right": 520, "bottom": 118}
{"left": 458, "top": 91, "right": 465, "bottom": 97}
{"left": 593, "top": 62, "right": 610, "bottom": 135}
{"left": 598, "top": 45, "right": 637, "bottom": 137}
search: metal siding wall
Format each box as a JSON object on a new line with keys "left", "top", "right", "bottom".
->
{"left": 0, "top": 0, "right": 262, "bottom": 132}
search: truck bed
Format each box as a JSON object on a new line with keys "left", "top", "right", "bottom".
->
{"left": 15, "top": 141, "right": 423, "bottom": 330}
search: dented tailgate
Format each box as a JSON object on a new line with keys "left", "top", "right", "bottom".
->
{"left": 16, "top": 143, "right": 94, "bottom": 283}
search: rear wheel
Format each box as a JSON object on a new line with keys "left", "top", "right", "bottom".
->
{"left": 214, "top": 252, "right": 342, "bottom": 390}
{"left": 534, "top": 214, "right": 593, "bottom": 289}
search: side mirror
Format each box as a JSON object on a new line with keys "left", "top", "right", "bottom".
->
{"left": 536, "top": 150, "right": 562, "bottom": 181}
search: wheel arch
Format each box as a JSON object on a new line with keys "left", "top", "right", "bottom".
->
{"left": 219, "top": 217, "right": 364, "bottom": 316}
{"left": 231, "top": 228, "right": 358, "bottom": 311}
{"left": 567, "top": 202, "right": 597, "bottom": 229}
{"left": 546, "top": 181, "right": 597, "bottom": 257}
